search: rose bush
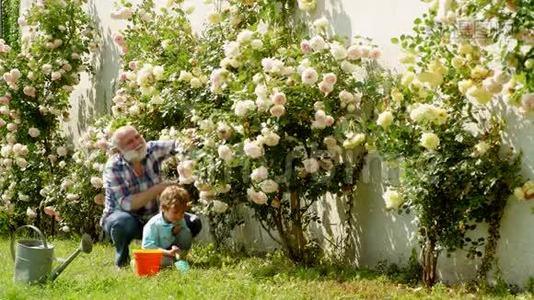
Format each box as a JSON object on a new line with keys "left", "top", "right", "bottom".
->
{"left": 0, "top": 0, "right": 98, "bottom": 236}
{"left": 68, "top": 0, "right": 387, "bottom": 262}
{"left": 371, "top": 0, "right": 530, "bottom": 286}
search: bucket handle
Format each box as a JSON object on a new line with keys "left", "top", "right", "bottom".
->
{"left": 10, "top": 225, "right": 48, "bottom": 261}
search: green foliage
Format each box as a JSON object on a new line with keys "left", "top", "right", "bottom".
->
{"left": 0, "top": 0, "right": 98, "bottom": 236}
{"left": 0, "top": 0, "right": 21, "bottom": 51}
{"left": 370, "top": 0, "right": 529, "bottom": 286}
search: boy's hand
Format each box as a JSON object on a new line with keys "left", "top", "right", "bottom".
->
{"left": 167, "top": 245, "right": 180, "bottom": 257}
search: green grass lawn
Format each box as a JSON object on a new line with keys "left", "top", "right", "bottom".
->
{"left": 0, "top": 238, "right": 532, "bottom": 299}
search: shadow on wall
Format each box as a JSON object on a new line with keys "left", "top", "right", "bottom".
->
{"left": 312, "top": 0, "right": 352, "bottom": 39}
{"left": 496, "top": 98, "right": 534, "bottom": 178}
{"left": 65, "top": 0, "right": 119, "bottom": 142}
{"left": 310, "top": 154, "right": 418, "bottom": 267}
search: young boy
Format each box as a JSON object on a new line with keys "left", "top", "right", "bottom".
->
{"left": 142, "top": 185, "right": 192, "bottom": 268}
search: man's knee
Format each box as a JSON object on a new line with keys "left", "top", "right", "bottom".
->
{"left": 176, "top": 230, "right": 192, "bottom": 251}
{"left": 186, "top": 214, "right": 202, "bottom": 237}
{"left": 105, "top": 212, "right": 142, "bottom": 242}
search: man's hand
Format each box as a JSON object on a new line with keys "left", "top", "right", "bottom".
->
{"left": 129, "top": 181, "right": 177, "bottom": 210}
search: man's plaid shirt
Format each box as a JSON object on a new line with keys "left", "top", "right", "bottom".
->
{"left": 101, "top": 140, "right": 178, "bottom": 226}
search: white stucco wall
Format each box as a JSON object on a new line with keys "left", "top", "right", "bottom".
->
{"left": 19, "top": 0, "right": 533, "bottom": 287}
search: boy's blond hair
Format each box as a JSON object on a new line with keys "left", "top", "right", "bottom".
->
{"left": 160, "top": 185, "right": 189, "bottom": 210}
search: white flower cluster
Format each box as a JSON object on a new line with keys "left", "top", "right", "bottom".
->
{"left": 409, "top": 103, "right": 449, "bottom": 126}
{"left": 514, "top": 180, "right": 534, "bottom": 201}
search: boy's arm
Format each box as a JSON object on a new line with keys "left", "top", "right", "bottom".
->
{"left": 141, "top": 222, "right": 159, "bottom": 249}
{"left": 142, "top": 223, "right": 179, "bottom": 257}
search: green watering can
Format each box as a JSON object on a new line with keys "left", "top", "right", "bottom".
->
{"left": 10, "top": 225, "right": 93, "bottom": 284}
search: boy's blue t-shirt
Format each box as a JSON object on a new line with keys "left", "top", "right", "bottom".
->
{"left": 142, "top": 212, "right": 190, "bottom": 250}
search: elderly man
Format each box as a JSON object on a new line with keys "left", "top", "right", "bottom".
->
{"left": 101, "top": 125, "right": 201, "bottom": 268}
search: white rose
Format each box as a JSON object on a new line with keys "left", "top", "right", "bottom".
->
{"left": 18, "top": 17, "right": 27, "bottom": 26}
{"left": 218, "top": 144, "right": 233, "bottom": 161}
{"left": 26, "top": 207, "right": 37, "bottom": 218}
{"left": 28, "top": 127, "right": 41, "bottom": 138}
{"left": 41, "top": 64, "right": 53, "bottom": 74}
{"left": 313, "top": 17, "right": 329, "bottom": 31}
{"left": 318, "top": 81, "right": 334, "bottom": 95}
{"left": 340, "top": 60, "right": 357, "bottom": 73}
{"left": 247, "top": 188, "right": 268, "bottom": 205}
{"left": 234, "top": 100, "right": 256, "bottom": 117}
{"left": 237, "top": 30, "right": 254, "bottom": 43}
{"left": 271, "top": 92, "right": 287, "bottom": 106}
{"left": 270, "top": 105, "right": 286, "bottom": 118}
{"left": 303, "top": 158, "right": 319, "bottom": 173}
{"left": 339, "top": 90, "right": 353, "bottom": 103}
{"left": 458, "top": 79, "right": 474, "bottom": 95}
{"left": 90, "top": 176, "right": 103, "bottom": 189}
{"left": 178, "top": 71, "right": 193, "bottom": 82}
{"left": 420, "top": 132, "right": 440, "bottom": 151}
{"left": 347, "top": 45, "right": 363, "bottom": 60}
{"left": 251, "top": 39, "right": 263, "bottom": 50}
{"left": 178, "top": 160, "right": 195, "bottom": 184}
{"left": 301, "top": 67, "right": 319, "bottom": 85}
{"left": 250, "top": 166, "right": 269, "bottom": 182}
{"left": 212, "top": 200, "right": 229, "bottom": 213}
{"left": 66, "top": 193, "right": 79, "bottom": 201}
{"left": 343, "top": 133, "right": 366, "bottom": 149}
{"left": 370, "top": 48, "right": 382, "bottom": 59}
{"left": 6, "top": 123, "right": 17, "bottom": 131}
{"left": 330, "top": 43, "right": 347, "bottom": 60}
{"left": 199, "top": 190, "right": 216, "bottom": 201}
{"left": 466, "top": 85, "right": 493, "bottom": 105}
{"left": 323, "top": 73, "right": 337, "bottom": 85}
{"left": 51, "top": 71, "right": 62, "bottom": 81}
{"left": 61, "top": 226, "right": 70, "bottom": 233}
{"left": 383, "top": 188, "right": 403, "bottom": 209}
{"left": 309, "top": 35, "right": 326, "bottom": 51}
{"left": 260, "top": 179, "right": 279, "bottom": 193}
{"left": 207, "top": 11, "right": 221, "bottom": 24}
{"left": 15, "top": 157, "right": 27, "bottom": 168}
{"left": 514, "top": 187, "right": 526, "bottom": 200}
{"left": 298, "top": 0, "right": 316, "bottom": 11}
{"left": 244, "top": 140, "right": 264, "bottom": 158}
{"left": 262, "top": 131, "right": 280, "bottom": 146}
{"left": 377, "top": 111, "right": 394, "bottom": 129}
{"left": 474, "top": 141, "right": 490, "bottom": 156}
{"left": 23, "top": 86, "right": 36, "bottom": 98}
{"left": 190, "top": 77, "right": 202, "bottom": 88}
{"left": 153, "top": 66, "right": 164, "bottom": 80}
{"left": 417, "top": 71, "right": 443, "bottom": 88}
{"left": 3, "top": 158, "right": 12, "bottom": 167}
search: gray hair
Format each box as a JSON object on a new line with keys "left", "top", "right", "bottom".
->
{"left": 110, "top": 125, "right": 137, "bottom": 151}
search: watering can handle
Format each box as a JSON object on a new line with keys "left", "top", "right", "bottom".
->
{"left": 10, "top": 225, "right": 48, "bottom": 261}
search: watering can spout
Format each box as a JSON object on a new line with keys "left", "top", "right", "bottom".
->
{"left": 49, "top": 234, "right": 93, "bottom": 281}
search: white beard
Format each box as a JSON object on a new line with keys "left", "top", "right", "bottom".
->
{"left": 123, "top": 144, "right": 147, "bottom": 162}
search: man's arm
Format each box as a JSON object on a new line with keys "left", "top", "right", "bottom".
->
{"left": 129, "top": 183, "right": 168, "bottom": 210}
{"left": 104, "top": 162, "right": 170, "bottom": 211}
{"left": 150, "top": 140, "right": 181, "bottom": 163}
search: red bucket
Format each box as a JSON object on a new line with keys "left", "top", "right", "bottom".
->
{"left": 133, "top": 249, "right": 162, "bottom": 277}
